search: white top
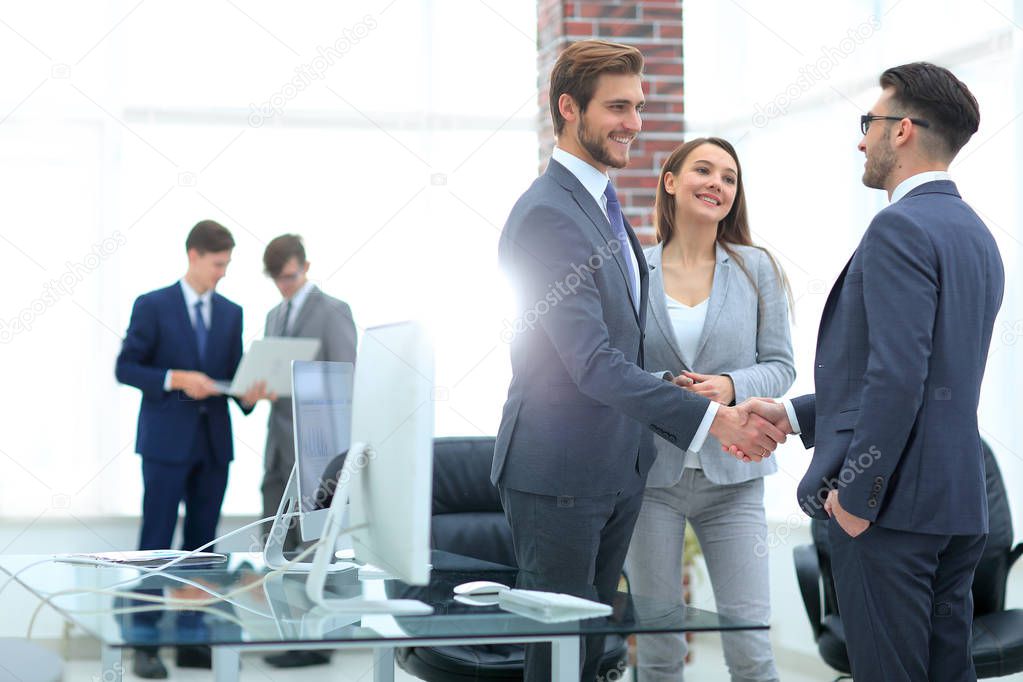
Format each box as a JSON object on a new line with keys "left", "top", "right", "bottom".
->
{"left": 890, "top": 170, "right": 951, "bottom": 204}
{"left": 550, "top": 147, "right": 641, "bottom": 311}
{"left": 549, "top": 146, "right": 718, "bottom": 455}
{"left": 666, "top": 294, "right": 709, "bottom": 469}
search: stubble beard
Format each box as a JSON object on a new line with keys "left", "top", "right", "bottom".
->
{"left": 578, "top": 115, "right": 628, "bottom": 170}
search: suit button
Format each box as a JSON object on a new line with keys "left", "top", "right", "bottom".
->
{"left": 874, "top": 476, "right": 884, "bottom": 484}
{"left": 872, "top": 484, "right": 882, "bottom": 493}
{"left": 867, "top": 499, "right": 878, "bottom": 508}
{"left": 816, "top": 363, "right": 824, "bottom": 368}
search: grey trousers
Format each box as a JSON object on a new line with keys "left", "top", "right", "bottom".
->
{"left": 625, "top": 469, "right": 779, "bottom": 682}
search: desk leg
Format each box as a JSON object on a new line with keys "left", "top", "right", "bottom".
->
{"left": 373, "top": 647, "right": 395, "bottom": 682}
{"left": 212, "top": 647, "right": 241, "bottom": 682}
{"left": 550, "top": 636, "right": 580, "bottom": 681}
{"left": 100, "top": 645, "right": 122, "bottom": 682}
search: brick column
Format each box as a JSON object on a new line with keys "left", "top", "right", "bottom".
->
{"left": 537, "top": 0, "right": 684, "bottom": 244}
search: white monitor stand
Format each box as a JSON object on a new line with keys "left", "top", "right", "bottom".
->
{"left": 263, "top": 465, "right": 353, "bottom": 573}
{"left": 304, "top": 443, "right": 433, "bottom": 615}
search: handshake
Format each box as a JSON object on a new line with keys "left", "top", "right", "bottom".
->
{"left": 670, "top": 373, "right": 793, "bottom": 462}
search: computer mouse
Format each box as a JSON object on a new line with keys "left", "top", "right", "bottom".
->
{"left": 453, "top": 580, "right": 510, "bottom": 596}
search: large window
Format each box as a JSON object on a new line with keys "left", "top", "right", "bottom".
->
{"left": 683, "top": 0, "right": 1023, "bottom": 531}
{"left": 0, "top": 1, "right": 536, "bottom": 519}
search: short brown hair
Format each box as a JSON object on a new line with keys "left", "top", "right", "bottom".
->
{"left": 549, "top": 40, "right": 644, "bottom": 136}
{"left": 879, "top": 62, "right": 980, "bottom": 160}
{"left": 185, "top": 220, "right": 235, "bottom": 254}
{"left": 263, "top": 234, "right": 306, "bottom": 278}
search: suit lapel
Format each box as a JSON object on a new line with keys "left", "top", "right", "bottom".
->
{"left": 646, "top": 245, "right": 688, "bottom": 370}
{"left": 289, "top": 286, "right": 320, "bottom": 336}
{"left": 548, "top": 161, "right": 640, "bottom": 324}
{"left": 207, "top": 294, "right": 229, "bottom": 369}
{"left": 818, "top": 253, "right": 854, "bottom": 336}
{"left": 691, "top": 245, "right": 730, "bottom": 367}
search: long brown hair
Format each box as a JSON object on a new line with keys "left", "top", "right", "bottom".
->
{"left": 654, "top": 137, "right": 793, "bottom": 313}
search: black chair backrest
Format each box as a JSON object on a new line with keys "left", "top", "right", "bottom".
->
{"left": 973, "top": 440, "right": 1014, "bottom": 615}
{"left": 430, "top": 437, "right": 516, "bottom": 568}
{"left": 812, "top": 439, "right": 1015, "bottom": 617}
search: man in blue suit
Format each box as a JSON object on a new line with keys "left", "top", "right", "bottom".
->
{"left": 741, "top": 64, "right": 1004, "bottom": 681}
{"left": 116, "top": 220, "right": 269, "bottom": 677}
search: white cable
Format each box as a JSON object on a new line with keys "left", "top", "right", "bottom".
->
{"left": 27, "top": 523, "right": 366, "bottom": 639}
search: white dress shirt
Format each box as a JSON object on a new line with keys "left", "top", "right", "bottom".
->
{"left": 550, "top": 147, "right": 718, "bottom": 453}
{"left": 280, "top": 280, "right": 315, "bottom": 334}
{"left": 781, "top": 170, "right": 953, "bottom": 434}
{"left": 665, "top": 294, "right": 709, "bottom": 467}
{"left": 163, "top": 280, "right": 214, "bottom": 391}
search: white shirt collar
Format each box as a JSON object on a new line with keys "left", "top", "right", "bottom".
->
{"left": 179, "top": 279, "right": 212, "bottom": 309}
{"left": 551, "top": 147, "right": 610, "bottom": 215}
{"left": 890, "top": 171, "right": 951, "bottom": 204}
{"left": 287, "top": 280, "right": 316, "bottom": 317}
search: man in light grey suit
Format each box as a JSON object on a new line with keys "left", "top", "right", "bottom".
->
{"left": 494, "top": 40, "right": 786, "bottom": 682}
{"left": 259, "top": 234, "right": 356, "bottom": 668}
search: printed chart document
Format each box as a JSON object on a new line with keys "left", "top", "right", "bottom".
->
{"left": 213, "top": 337, "right": 320, "bottom": 397}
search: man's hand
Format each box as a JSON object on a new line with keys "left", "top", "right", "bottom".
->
{"left": 721, "top": 398, "right": 792, "bottom": 460}
{"left": 680, "top": 371, "right": 734, "bottom": 405}
{"left": 709, "top": 400, "right": 786, "bottom": 462}
{"left": 171, "top": 370, "right": 221, "bottom": 400}
{"left": 240, "top": 380, "right": 276, "bottom": 409}
{"left": 825, "top": 489, "right": 870, "bottom": 538}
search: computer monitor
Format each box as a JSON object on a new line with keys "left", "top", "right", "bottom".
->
{"left": 292, "top": 361, "right": 354, "bottom": 542}
{"left": 304, "top": 320, "right": 435, "bottom": 614}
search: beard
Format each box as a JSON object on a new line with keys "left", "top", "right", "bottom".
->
{"left": 577, "top": 114, "right": 628, "bottom": 169}
{"left": 862, "top": 133, "right": 897, "bottom": 190}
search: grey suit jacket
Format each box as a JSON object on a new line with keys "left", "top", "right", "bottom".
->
{"left": 492, "top": 159, "right": 713, "bottom": 497}
{"left": 643, "top": 242, "right": 795, "bottom": 486}
{"left": 263, "top": 285, "right": 357, "bottom": 473}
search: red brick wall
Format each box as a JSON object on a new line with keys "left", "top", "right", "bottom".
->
{"left": 537, "top": 0, "right": 684, "bottom": 244}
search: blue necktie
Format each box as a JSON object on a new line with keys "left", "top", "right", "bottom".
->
{"left": 603, "top": 181, "right": 637, "bottom": 307}
{"left": 193, "top": 300, "right": 208, "bottom": 361}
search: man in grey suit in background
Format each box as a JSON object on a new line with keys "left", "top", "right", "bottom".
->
{"left": 494, "top": 40, "right": 786, "bottom": 682}
{"left": 259, "top": 234, "right": 356, "bottom": 669}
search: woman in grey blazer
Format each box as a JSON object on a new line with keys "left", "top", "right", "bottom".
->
{"left": 625, "top": 138, "right": 794, "bottom": 682}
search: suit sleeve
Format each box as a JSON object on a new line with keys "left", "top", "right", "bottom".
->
{"left": 115, "top": 295, "right": 167, "bottom": 400}
{"left": 724, "top": 250, "right": 796, "bottom": 404}
{"left": 230, "top": 307, "right": 256, "bottom": 416}
{"left": 840, "top": 213, "right": 938, "bottom": 521}
{"left": 506, "top": 203, "right": 711, "bottom": 445}
{"left": 791, "top": 394, "right": 816, "bottom": 448}
{"left": 323, "top": 301, "right": 357, "bottom": 363}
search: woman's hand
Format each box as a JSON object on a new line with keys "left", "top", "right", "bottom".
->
{"left": 680, "top": 371, "right": 735, "bottom": 405}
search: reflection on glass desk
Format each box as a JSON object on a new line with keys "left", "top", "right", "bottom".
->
{"left": 0, "top": 551, "right": 767, "bottom": 682}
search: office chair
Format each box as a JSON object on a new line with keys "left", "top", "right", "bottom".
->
{"left": 793, "top": 439, "right": 1023, "bottom": 679}
{"left": 394, "top": 436, "right": 629, "bottom": 681}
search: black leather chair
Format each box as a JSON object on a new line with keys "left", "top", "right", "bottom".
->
{"left": 793, "top": 439, "right": 1023, "bottom": 679}
{"left": 394, "top": 436, "right": 629, "bottom": 681}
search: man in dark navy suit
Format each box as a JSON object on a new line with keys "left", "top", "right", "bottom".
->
{"left": 116, "top": 220, "right": 270, "bottom": 677}
{"left": 739, "top": 64, "right": 1004, "bottom": 681}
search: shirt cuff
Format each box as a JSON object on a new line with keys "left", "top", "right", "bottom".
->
{"left": 687, "top": 401, "right": 720, "bottom": 453}
{"left": 652, "top": 370, "right": 674, "bottom": 381}
{"left": 783, "top": 399, "right": 802, "bottom": 435}
{"left": 164, "top": 370, "right": 173, "bottom": 392}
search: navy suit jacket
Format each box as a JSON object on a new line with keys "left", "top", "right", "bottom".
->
{"left": 793, "top": 181, "right": 1003, "bottom": 535}
{"left": 116, "top": 283, "right": 250, "bottom": 465}
{"left": 492, "top": 159, "right": 710, "bottom": 497}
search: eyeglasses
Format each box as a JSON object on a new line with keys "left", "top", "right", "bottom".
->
{"left": 860, "top": 114, "right": 930, "bottom": 135}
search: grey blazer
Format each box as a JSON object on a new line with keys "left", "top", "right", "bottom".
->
{"left": 644, "top": 242, "right": 795, "bottom": 486}
{"left": 492, "top": 159, "right": 713, "bottom": 497}
{"left": 263, "top": 285, "right": 357, "bottom": 473}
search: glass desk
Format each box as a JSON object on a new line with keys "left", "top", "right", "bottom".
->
{"left": 0, "top": 552, "right": 767, "bottom": 681}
